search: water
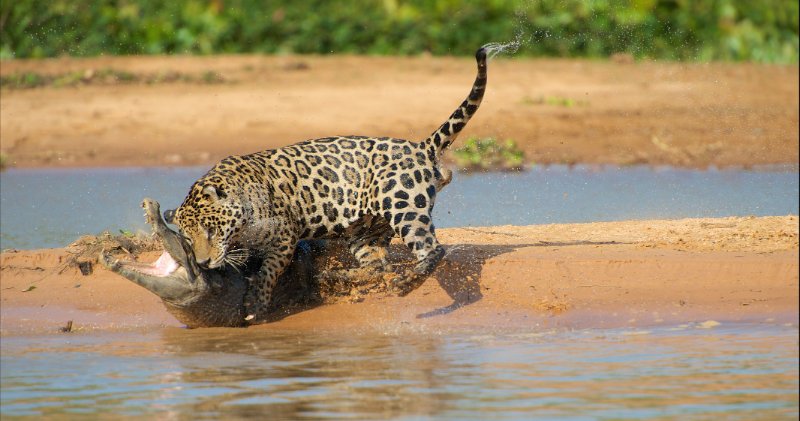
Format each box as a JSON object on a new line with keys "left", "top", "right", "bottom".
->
{"left": 1, "top": 323, "right": 797, "bottom": 418}
{"left": 1, "top": 166, "right": 797, "bottom": 418}
{"left": 1, "top": 165, "right": 797, "bottom": 250}
{"left": 482, "top": 34, "right": 522, "bottom": 59}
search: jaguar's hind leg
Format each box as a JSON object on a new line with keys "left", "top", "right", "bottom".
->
{"left": 347, "top": 215, "right": 394, "bottom": 271}
{"left": 388, "top": 211, "right": 445, "bottom": 295}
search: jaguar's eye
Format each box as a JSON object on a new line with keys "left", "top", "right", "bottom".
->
{"left": 206, "top": 226, "right": 216, "bottom": 240}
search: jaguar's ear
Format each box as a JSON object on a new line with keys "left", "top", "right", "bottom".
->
{"left": 202, "top": 184, "right": 227, "bottom": 201}
{"left": 163, "top": 209, "right": 176, "bottom": 224}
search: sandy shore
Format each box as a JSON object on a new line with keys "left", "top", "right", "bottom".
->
{"left": 2, "top": 216, "right": 796, "bottom": 336}
{"left": 1, "top": 55, "right": 798, "bottom": 169}
{"left": 2, "top": 54, "right": 798, "bottom": 334}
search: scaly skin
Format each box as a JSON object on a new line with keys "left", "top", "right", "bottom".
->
{"left": 101, "top": 198, "right": 315, "bottom": 328}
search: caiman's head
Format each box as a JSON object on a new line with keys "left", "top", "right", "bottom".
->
{"left": 102, "top": 198, "right": 319, "bottom": 328}
{"left": 172, "top": 179, "right": 246, "bottom": 270}
{"left": 101, "top": 198, "right": 248, "bottom": 328}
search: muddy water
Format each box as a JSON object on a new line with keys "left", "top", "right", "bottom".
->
{"left": 1, "top": 165, "right": 797, "bottom": 249}
{"left": 1, "top": 323, "right": 797, "bottom": 418}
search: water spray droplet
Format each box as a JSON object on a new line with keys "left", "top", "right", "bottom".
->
{"left": 481, "top": 30, "right": 526, "bottom": 60}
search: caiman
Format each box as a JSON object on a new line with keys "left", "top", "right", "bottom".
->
{"left": 100, "top": 198, "right": 317, "bottom": 328}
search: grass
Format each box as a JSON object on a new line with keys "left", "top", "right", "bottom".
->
{"left": 0, "top": 68, "right": 227, "bottom": 90}
{"left": 452, "top": 137, "right": 526, "bottom": 172}
{"left": 521, "top": 95, "right": 589, "bottom": 108}
{"left": 0, "top": 72, "right": 46, "bottom": 89}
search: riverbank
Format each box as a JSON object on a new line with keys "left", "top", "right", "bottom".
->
{"left": 1, "top": 55, "right": 798, "bottom": 169}
{"left": 1, "top": 216, "right": 796, "bottom": 336}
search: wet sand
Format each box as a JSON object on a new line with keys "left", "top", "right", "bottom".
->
{"left": 1, "top": 55, "right": 798, "bottom": 169}
{"left": 2, "top": 216, "right": 797, "bottom": 336}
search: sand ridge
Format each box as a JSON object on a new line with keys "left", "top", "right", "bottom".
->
{"left": 1, "top": 216, "right": 796, "bottom": 336}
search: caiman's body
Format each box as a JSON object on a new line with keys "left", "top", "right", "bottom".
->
{"left": 100, "top": 198, "right": 315, "bottom": 328}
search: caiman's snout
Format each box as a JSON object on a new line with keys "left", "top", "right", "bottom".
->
{"left": 100, "top": 198, "right": 199, "bottom": 304}
{"left": 103, "top": 197, "right": 318, "bottom": 328}
{"left": 101, "top": 198, "right": 249, "bottom": 328}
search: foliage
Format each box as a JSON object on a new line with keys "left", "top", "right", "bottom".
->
{"left": 1, "top": 0, "right": 797, "bottom": 63}
{"left": 0, "top": 68, "right": 225, "bottom": 89}
{"left": 118, "top": 229, "right": 135, "bottom": 238}
{"left": 522, "top": 95, "right": 589, "bottom": 107}
{"left": 452, "top": 137, "right": 525, "bottom": 172}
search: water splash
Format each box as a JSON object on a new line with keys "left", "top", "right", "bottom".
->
{"left": 481, "top": 30, "right": 527, "bottom": 59}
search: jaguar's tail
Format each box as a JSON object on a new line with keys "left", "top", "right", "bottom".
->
{"left": 422, "top": 45, "right": 488, "bottom": 156}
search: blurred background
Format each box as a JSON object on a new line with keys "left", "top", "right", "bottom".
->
{"left": 2, "top": 0, "right": 798, "bottom": 62}
{"left": 1, "top": 0, "right": 798, "bottom": 248}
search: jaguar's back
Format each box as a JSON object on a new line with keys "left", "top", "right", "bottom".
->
{"left": 172, "top": 46, "right": 491, "bottom": 322}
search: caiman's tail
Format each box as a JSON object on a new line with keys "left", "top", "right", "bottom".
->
{"left": 422, "top": 45, "right": 488, "bottom": 156}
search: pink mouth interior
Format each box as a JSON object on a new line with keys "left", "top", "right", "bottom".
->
{"left": 138, "top": 251, "right": 180, "bottom": 277}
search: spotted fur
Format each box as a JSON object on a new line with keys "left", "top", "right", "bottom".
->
{"left": 171, "top": 46, "right": 489, "bottom": 322}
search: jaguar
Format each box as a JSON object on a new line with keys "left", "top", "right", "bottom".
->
{"left": 169, "top": 45, "right": 491, "bottom": 323}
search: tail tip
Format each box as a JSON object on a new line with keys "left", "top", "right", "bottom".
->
{"left": 475, "top": 47, "right": 487, "bottom": 61}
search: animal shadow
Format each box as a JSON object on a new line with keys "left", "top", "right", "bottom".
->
{"left": 414, "top": 243, "right": 527, "bottom": 319}
{"left": 417, "top": 239, "right": 625, "bottom": 319}
{"left": 264, "top": 239, "right": 623, "bottom": 322}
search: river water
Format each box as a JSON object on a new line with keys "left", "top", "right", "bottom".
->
{"left": 1, "top": 164, "right": 797, "bottom": 250}
{"left": 1, "top": 322, "right": 797, "bottom": 419}
{"left": 1, "top": 164, "right": 798, "bottom": 418}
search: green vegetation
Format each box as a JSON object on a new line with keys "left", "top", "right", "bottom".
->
{"left": 0, "top": 71, "right": 46, "bottom": 88}
{"left": 1, "top": 0, "right": 797, "bottom": 63}
{"left": 522, "top": 95, "right": 589, "bottom": 107}
{"left": 452, "top": 137, "right": 525, "bottom": 172}
{"left": 0, "top": 68, "right": 226, "bottom": 89}
{"left": 118, "top": 229, "right": 135, "bottom": 238}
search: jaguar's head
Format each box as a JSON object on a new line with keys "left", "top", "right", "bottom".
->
{"left": 171, "top": 181, "right": 245, "bottom": 270}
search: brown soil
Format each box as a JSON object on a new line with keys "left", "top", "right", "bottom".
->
{"left": 2, "top": 216, "right": 797, "bottom": 336}
{"left": 1, "top": 54, "right": 797, "bottom": 169}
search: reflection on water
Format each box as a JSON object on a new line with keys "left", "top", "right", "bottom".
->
{"left": 1, "top": 323, "right": 798, "bottom": 418}
{"left": 1, "top": 165, "right": 798, "bottom": 250}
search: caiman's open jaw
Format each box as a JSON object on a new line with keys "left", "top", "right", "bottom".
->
{"left": 146, "top": 251, "right": 181, "bottom": 276}
{"left": 101, "top": 197, "right": 317, "bottom": 328}
{"left": 100, "top": 198, "right": 250, "bottom": 328}
{"left": 100, "top": 198, "right": 200, "bottom": 304}
{"left": 115, "top": 251, "right": 181, "bottom": 277}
